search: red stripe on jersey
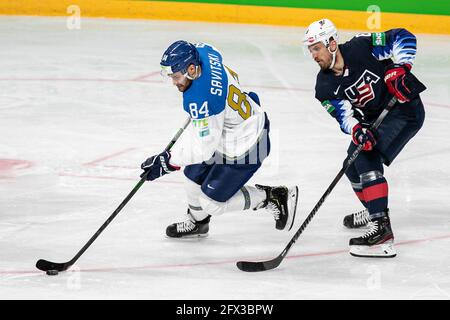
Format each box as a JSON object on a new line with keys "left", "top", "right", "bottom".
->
{"left": 363, "top": 182, "right": 389, "bottom": 202}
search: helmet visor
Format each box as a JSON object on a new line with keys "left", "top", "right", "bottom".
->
{"left": 160, "top": 66, "right": 189, "bottom": 89}
{"left": 160, "top": 65, "right": 174, "bottom": 78}
{"left": 302, "top": 40, "right": 324, "bottom": 57}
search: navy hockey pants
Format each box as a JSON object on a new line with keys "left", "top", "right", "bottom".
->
{"left": 184, "top": 113, "right": 271, "bottom": 202}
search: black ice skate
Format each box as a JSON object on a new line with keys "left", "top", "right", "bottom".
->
{"left": 255, "top": 184, "right": 298, "bottom": 231}
{"left": 166, "top": 210, "right": 210, "bottom": 238}
{"left": 349, "top": 213, "right": 396, "bottom": 258}
{"left": 343, "top": 208, "right": 371, "bottom": 229}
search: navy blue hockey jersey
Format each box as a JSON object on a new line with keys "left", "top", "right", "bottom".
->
{"left": 315, "top": 29, "right": 417, "bottom": 134}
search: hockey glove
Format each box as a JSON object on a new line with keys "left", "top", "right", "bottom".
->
{"left": 384, "top": 63, "right": 412, "bottom": 103}
{"left": 140, "top": 151, "right": 180, "bottom": 181}
{"left": 352, "top": 124, "right": 376, "bottom": 151}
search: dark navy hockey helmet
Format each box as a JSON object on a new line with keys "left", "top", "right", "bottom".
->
{"left": 160, "top": 40, "right": 200, "bottom": 77}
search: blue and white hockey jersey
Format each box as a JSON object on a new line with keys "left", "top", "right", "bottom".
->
{"left": 170, "top": 43, "right": 266, "bottom": 166}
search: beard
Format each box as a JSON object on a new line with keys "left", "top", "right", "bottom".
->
{"left": 176, "top": 79, "right": 192, "bottom": 92}
{"left": 317, "top": 59, "right": 331, "bottom": 71}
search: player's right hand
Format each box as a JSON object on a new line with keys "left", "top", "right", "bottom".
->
{"left": 140, "top": 151, "right": 180, "bottom": 181}
{"left": 352, "top": 124, "right": 376, "bottom": 151}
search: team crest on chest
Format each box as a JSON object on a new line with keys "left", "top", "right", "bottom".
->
{"left": 344, "top": 70, "right": 380, "bottom": 107}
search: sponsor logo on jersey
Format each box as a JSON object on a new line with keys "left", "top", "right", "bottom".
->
{"left": 199, "top": 130, "right": 210, "bottom": 137}
{"left": 344, "top": 70, "right": 380, "bottom": 107}
{"left": 321, "top": 100, "right": 335, "bottom": 114}
{"left": 333, "top": 85, "right": 341, "bottom": 95}
{"left": 193, "top": 118, "right": 209, "bottom": 127}
{"left": 372, "top": 32, "right": 386, "bottom": 46}
{"left": 193, "top": 119, "right": 210, "bottom": 137}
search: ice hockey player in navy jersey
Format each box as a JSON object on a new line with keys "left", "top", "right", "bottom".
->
{"left": 140, "top": 40, "right": 298, "bottom": 238}
{"left": 303, "top": 19, "right": 425, "bottom": 257}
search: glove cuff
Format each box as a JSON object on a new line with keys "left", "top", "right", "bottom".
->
{"left": 166, "top": 152, "right": 180, "bottom": 171}
{"left": 351, "top": 123, "right": 362, "bottom": 145}
{"left": 385, "top": 63, "right": 411, "bottom": 73}
{"left": 402, "top": 63, "right": 412, "bottom": 71}
{"left": 352, "top": 123, "right": 362, "bottom": 134}
{"left": 168, "top": 163, "right": 181, "bottom": 171}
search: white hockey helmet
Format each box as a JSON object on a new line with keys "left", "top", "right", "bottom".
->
{"left": 303, "top": 19, "right": 338, "bottom": 49}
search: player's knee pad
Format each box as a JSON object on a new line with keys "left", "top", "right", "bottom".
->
{"left": 360, "top": 170, "right": 385, "bottom": 185}
{"left": 198, "top": 193, "right": 227, "bottom": 216}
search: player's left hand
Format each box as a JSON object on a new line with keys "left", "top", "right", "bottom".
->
{"left": 140, "top": 151, "right": 180, "bottom": 181}
{"left": 384, "top": 63, "right": 412, "bottom": 103}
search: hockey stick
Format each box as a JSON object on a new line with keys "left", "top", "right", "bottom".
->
{"left": 236, "top": 97, "right": 399, "bottom": 272}
{"left": 36, "top": 117, "right": 191, "bottom": 273}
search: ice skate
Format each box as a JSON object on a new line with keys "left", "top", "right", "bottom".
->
{"left": 343, "top": 208, "right": 371, "bottom": 229}
{"left": 349, "top": 214, "right": 396, "bottom": 258}
{"left": 166, "top": 210, "right": 210, "bottom": 238}
{"left": 255, "top": 184, "right": 298, "bottom": 231}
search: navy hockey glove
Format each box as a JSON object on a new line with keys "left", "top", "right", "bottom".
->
{"left": 140, "top": 151, "right": 180, "bottom": 181}
{"left": 384, "top": 63, "right": 412, "bottom": 103}
{"left": 352, "top": 124, "right": 376, "bottom": 151}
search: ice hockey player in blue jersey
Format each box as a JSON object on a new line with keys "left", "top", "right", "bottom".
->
{"left": 140, "top": 40, "right": 298, "bottom": 238}
{"left": 303, "top": 19, "right": 425, "bottom": 257}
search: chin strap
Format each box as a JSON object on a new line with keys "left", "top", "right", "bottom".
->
{"left": 328, "top": 46, "right": 337, "bottom": 70}
{"left": 186, "top": 65, "right": 200, "bottom": 80}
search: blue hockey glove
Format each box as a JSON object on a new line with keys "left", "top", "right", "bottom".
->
{"left": 140, "top": 151, "right": 180, "bottom": 181}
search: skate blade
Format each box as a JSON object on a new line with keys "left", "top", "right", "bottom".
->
{"left": 286, "top": 186, "right": 299, "bottom": 231}
{"left": 344, "top": 224, "right": 372, "bottom": 230}
{"left": 165, "top": 233, "right": 209, "bottom": 240}
{"left": 349, "top": 240, "right": 397, "bottom": 258}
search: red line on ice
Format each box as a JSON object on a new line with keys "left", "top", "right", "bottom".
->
{"left": 131, "top": 71, "right": 160, "bottom": 81}
{"left": 0, "top": 159, "right": 33, "bottom": 171}
{"left": 0, "top": 77, "right": 448, "bottom": 109}
{"left": 101, "top": 164, "right": 136, "bottom": 169}
{"left": 83, "top": 148, "right": 137, "bottom": 166}
{"left": 1, "top": 233, "right": 449, "bottom": 276}
{"left": 58, "top": 172, "right": 182, "bottom": 184}
{"left": 0, "top": 77, "right": 163, "bottom": 84}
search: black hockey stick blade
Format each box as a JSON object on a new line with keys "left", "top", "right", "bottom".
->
{"left": 236, "top": 255, "right": 283, "bottom": 272}
{"left": 36, "top": 259, "right": 71, "bottom": 272}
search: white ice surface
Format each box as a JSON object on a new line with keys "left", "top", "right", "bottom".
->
{"left": 0, "top": 16, "right": 449, "bottom": 300}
